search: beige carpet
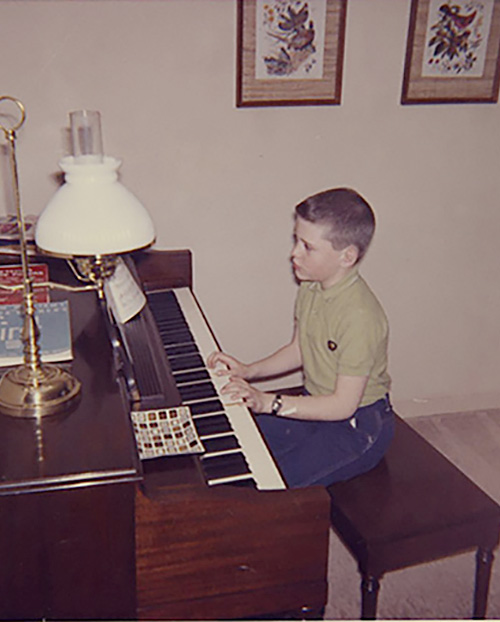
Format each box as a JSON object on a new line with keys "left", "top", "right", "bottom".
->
{"left": 324, "top": 409, "right": 500, "bottom": 620}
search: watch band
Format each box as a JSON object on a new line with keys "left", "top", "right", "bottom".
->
{"left": 271, "top": 394, "right": 283, "bottom": 416}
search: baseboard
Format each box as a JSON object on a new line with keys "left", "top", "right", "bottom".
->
{"left": 393, "top": 392, "right": 500, "bottom": 418}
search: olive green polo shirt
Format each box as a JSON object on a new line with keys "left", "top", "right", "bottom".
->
{"left": 295, "top": 268, "right": 391, "bottom": 407}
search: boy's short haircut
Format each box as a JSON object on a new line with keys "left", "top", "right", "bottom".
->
{"left": 295, "top": 187, "right": 375, "bottom": 261}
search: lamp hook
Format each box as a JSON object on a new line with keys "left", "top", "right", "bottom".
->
{"left": 0, "top": 96, "right": 26, "bottom": 136}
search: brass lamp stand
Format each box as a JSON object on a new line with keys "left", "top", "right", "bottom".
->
{"left": 0, "top": 96, "right": 81, "bottom": 418}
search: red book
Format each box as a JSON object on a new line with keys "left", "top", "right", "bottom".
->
{"left": 0, "top": 264, "right": 49, "bottom": 304}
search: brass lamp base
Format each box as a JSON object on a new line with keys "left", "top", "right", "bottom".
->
{"left": 0, "top": 364, "right": 81, "bottom": 418}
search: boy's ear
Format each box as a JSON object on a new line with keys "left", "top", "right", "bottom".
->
{"left": 340, "top": 245, "right": 359, "bottom": 267}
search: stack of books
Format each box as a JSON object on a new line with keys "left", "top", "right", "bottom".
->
{"left": 0, "top": 263, "right": 73, "bottom": 367}
{"left": 0, "top": 214, "right": 37, "bottom": 251}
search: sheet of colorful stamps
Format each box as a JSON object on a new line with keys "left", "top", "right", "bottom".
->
{"left": 131, "top": 406, "right": 205, "bottom": 459}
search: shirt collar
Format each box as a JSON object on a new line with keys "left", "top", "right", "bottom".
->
{"left": 308, "top": 267, "right": 360, "bottom": 301}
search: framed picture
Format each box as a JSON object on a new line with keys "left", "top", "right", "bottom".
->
{"left": 402, "top": 0, "right": 500, "bottom": 104}
{"left": 236, "top": 0, "right": 347, "bottom": 107}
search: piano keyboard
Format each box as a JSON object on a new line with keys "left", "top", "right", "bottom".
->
{"left": 147, "top": 287, "right": 286, "bottom": 491}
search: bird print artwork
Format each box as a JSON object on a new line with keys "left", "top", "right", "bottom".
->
{"left": 423, "top": 0, "right": 494, "bottom": 76}
{"left": 256, "top": 0, "right": 327, "bottom": 78}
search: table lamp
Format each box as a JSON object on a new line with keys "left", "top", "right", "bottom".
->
{"left": 0, "top": 98, "right": 155, "bottom": 418}
{"left": 36, "top": 108, "right": 155, "bottom": 296}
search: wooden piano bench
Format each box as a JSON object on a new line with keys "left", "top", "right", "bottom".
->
{"left": 326, "top": 413, "right": 500, "bottom": 620}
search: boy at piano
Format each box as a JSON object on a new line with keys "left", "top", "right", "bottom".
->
{"left": 208, "top": 187, "right": 394, "bottom": 488}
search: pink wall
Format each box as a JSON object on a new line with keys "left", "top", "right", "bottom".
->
{"left": 1, "top": 0, "right": 500, "bottom": 416}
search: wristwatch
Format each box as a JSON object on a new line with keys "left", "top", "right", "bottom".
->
{"left": 271, "top": 394, "right": 283, "bottom": 416}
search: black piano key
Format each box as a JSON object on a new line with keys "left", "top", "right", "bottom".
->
{"left": 154, "top": 308, "right": 181, "bottom": 316}
{"left": 154, "top": 315, "right": 187, "bottom": 325}
{"left": 174, "top": 369, "right": 210, "bottom": 384}
{"left": 189, "top": 399, "right": 225, "bottom": 415}
{"left": 151, "top": 290, "right": 178, "bottom": 303}
{"left": 153, "top": 312, "right": 184, "bottom": 324}
{"left": 159, "top": 329, "right": 194, "bottom": 345}
{"left": 178, "top": 381, "right": 218, "bottom": 402}
{"left": 201, "top": 452, "right": 251, "bottom": 480}
{"left": 193, "top": 414, "right": 232, "bottom": 436}
{"left": 152, "top": 312, "right": 185, "bottom": 324}
{"left": 148, "top": 291, "right": 178, "bottom": 306}
{"left": 151, "top": 301, "right": 184, "bottom": 315}
{"left": 153, "top": 322, "right": 184, "bottom": 335}
{"left": 156, "top": 311, "right": 184, "bottom": 323}
{"left": 218, "top": 478, "right": 257, "bottom": 489}
{"left": 155, "top": 316, "right": 188, "bottom": 328}
{"left": 164, "top": 343, "right": 199, "bottom": 357}
{"left": 168, "top": 354, "right": 205, "bottom": 371}
{"left": 202, "top": 435, "right": 240, "bottom": 453}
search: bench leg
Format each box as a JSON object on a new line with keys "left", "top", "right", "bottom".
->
{"left": 360, "top": 575, "right": 380, "bottom": 619}
{"left": 473, "top": 547, "right": 495, "bottom": 619}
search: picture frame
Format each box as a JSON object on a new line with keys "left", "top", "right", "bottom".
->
{"left": 401, "top": 0, "right": 500, "bottom": 104}
{"left": 236, "top": 0, "right": 347, "bottom": 107}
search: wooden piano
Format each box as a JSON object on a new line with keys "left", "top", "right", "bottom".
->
{"left": 0, "top": 249, "right": 330, "bottom": 621}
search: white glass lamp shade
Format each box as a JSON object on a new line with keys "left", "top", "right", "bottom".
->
{"left": 35, "top": 156, "right": 155, "bottom": 256}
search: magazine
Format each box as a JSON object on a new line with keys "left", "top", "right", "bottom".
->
{"left": 0, "top": 300, "right": 73, "bottom": 367}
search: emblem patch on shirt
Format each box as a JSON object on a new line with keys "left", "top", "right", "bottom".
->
{"left": 327, "top": 340, "right": 337, "bottom": 351}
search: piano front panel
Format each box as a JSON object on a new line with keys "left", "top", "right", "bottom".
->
{"left": 136, "top": 482, "right": 330, "bottom": 620}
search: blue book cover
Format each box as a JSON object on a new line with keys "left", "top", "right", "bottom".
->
{"left": 0, "top": 301, "right": 73, "bottom": 367}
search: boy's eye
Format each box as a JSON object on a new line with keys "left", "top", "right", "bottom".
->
{"left": 292, "top": 233, "right": 313, "bottom": 252}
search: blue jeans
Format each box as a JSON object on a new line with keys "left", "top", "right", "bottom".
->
{"left": 256, "top": 395, "right": 395, "bottom": 488}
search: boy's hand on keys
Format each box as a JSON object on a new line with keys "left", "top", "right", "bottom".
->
{"left": 207, "top": 351, "right": 249, "bottom": 379}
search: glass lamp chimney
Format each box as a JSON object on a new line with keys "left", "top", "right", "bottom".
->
{"left": 69, "top": 110, "right": 103, "bottom": 163}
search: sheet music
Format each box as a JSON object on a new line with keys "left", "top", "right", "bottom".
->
{"left": 104, "top": 257, "right": 146, "bottom": 323}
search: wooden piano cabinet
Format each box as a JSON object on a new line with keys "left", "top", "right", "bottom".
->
{"left": 133, "top": 248, "right": 193, "bottom": 291}
{"left": 0, "top": 482, "right": 136, "bottom": 620}
{"left": 135, "top": 483, "right": 331, "bottom": 620}
{"left": 0, "top": 254, "right": 140, "bottom": 620}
